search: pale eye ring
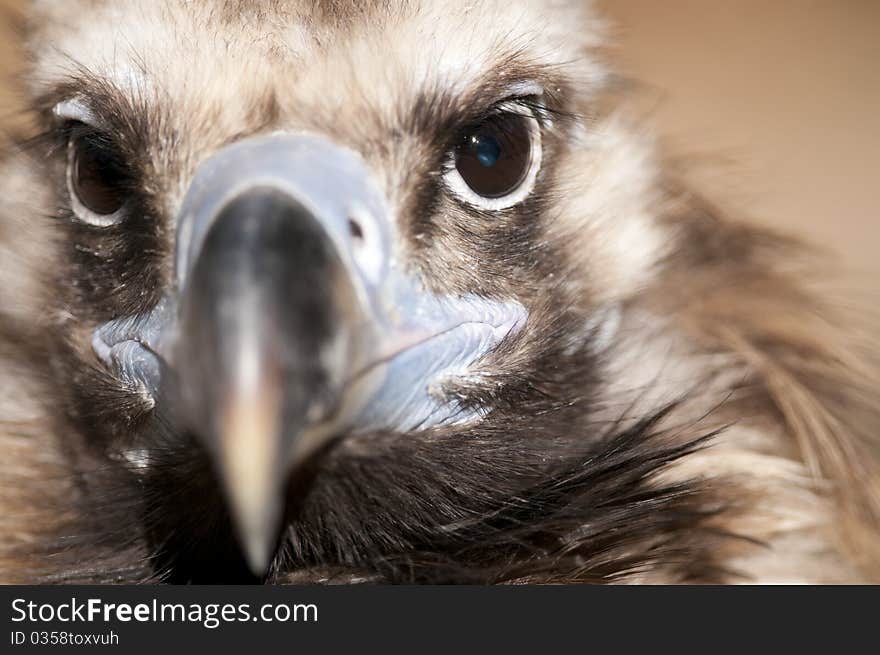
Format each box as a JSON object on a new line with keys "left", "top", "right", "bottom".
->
{"left": 443, "top": 104, "right": 542, "bottom": 210}
{"left": 66, "top": 132, "right": 128, "bottom": 227}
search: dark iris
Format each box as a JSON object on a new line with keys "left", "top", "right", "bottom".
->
{"left": 454, "top": 112, "right": 533, "bottom": 199}
{"left": 70, "top": 133, "right": 128, "bottom": 216}
{"left": 473, "top": 135, "right": 501, "bottom": 167}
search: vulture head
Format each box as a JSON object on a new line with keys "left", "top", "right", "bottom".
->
{"left": 0, "top": 1, "right": 878, "bottom": 584}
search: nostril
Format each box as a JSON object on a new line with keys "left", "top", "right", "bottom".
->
{"left": 346, "top": 205, "right": 382, "bottom": 282}
{"left": 348, "top": 217, "right": 364, "bottom": 241}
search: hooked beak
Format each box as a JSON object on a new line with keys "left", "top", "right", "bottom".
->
{"left": 91, "top": 133, "right": 527, "bottom": 577}
{"left": 176, "top": 188, "right": 365, "bottom": 574}
{"left": 167, "top": 134, "right": 395, "bottom": 575}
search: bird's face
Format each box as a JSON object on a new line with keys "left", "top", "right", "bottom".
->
{"left": 23, "top": 1, "right": 671, "bottom": 582}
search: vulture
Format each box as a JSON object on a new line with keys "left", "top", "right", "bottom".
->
{"left": 0, "top": 0, "right": 878, "bottom": 585}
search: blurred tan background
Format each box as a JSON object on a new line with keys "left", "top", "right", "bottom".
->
{"left": 598, "top": 0, "right": 879, "bottom": 278}
{"left": 1, "top": 0, "right": 877, "bottom": 276}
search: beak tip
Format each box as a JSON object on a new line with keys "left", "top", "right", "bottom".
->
{"left": 214, "top": 393, "right": 288, "bottom": 577}
{"left": 227, "top": 489, "right": 283, "bottom": 577}
{"left": 242, "top": 532, "right": 275, "bottom": 576}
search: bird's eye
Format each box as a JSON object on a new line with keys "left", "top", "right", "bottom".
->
{"left": 67, "top": 132, "right": 128, "bottom": 226}
{"left": 445, "top": 108, "right": 541, "bottom": 210}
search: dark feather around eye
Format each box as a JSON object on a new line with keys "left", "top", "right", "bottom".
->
{"left": 461, "top": 96, "right": 544, "bottom": 134}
